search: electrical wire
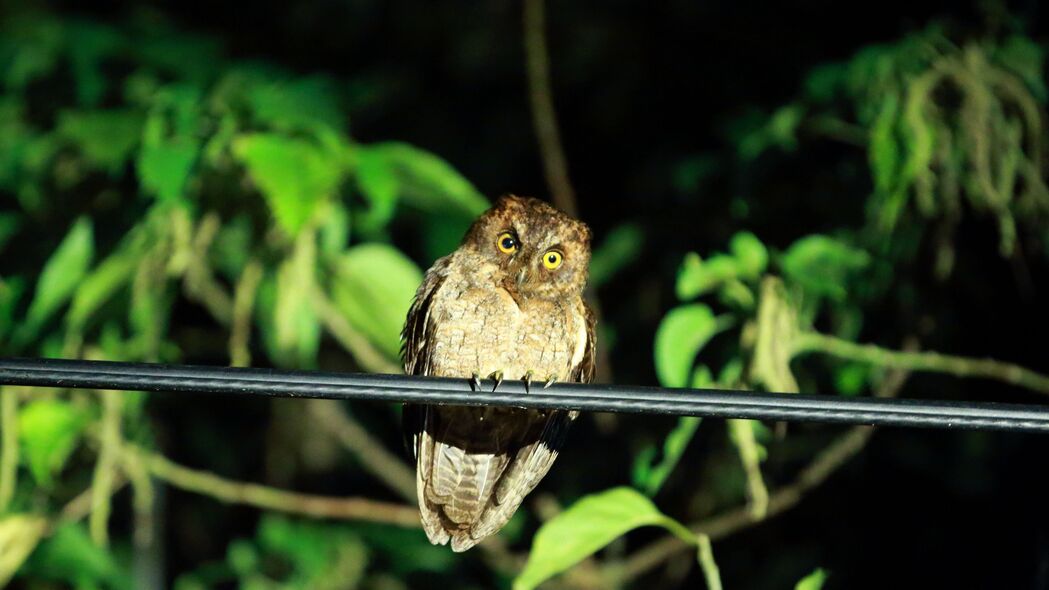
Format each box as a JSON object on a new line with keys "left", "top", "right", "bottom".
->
{"left": 1, "top": 357, "right": 1048, "bottom": 433}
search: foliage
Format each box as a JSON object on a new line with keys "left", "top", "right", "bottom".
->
{"left": 0, "top": 5, "right": 1047, "bottom": 590}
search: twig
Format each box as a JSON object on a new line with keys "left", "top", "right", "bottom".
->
{"left": 793, "top": 332, "right": 1049, "bottom": 395}
{"left": 0, "top": 388, "right": 18, "bottom": 511}
{"left": 695, "top": 533, "right": 722, "bottom": 590}
{"left": 307, "top": 400, "right": 417, "bottom": 502}
{"left": 58, "top": 474, "right": 128, "bottom": 527}
{"left": 126, "top": 444, "right": 420, "bottom": 527}
{"left": 727, "top": 419, "right": 769, "bottom": 519}
{"left": 229, "top": 260, "right": 263, "bottom": 367}
{"left": 89, "top": 390, "right": 122, "bottom": 546}
{"left": 523, "top": 0, "right": 578, "bottom": 216}
{"left": 182, "top": 212, "right": 234, "bottom": 326}
{"left": 617, "top": 360, "right": 912, "bottom": 582}
{"left": 311, "top": 287, "right": 401, "bottom": 374}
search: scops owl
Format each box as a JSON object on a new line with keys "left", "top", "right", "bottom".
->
{"left": 401, "top": 195, "right": 596, "bottom": 552}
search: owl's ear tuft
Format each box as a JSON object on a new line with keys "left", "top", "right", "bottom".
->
{"left": 493, "top": 194, "right": 524, "bottom": 208}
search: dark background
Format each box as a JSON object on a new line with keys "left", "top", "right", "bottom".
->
{"left": 10, "top": 0, "right": 1049, "bottom": 588}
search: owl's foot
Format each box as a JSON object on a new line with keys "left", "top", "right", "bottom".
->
{"left": 522, "top": 370, "right": 535, "bottom": 394}
{"left": 470, "top": 372, "right": 482, "bottom": 392}
{"left": 543, "top": 375, "right": 558, "bottom": 389}
{"left": 487, "top": 370, "right": 504, "bottom": 392}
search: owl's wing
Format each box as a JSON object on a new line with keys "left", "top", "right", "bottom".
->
{"left": 572, "top": 299, "right": 598, "bottom": 384}
{"left": 402, "top": 254, "right": 453, "bottom": 377}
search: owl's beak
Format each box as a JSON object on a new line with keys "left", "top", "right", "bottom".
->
{"left": 516, "top": 268, "right": 530, "bottom": 291}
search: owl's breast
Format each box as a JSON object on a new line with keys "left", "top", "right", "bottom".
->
{"left": 426, "top": 281, "right": 585, "bottom": 381}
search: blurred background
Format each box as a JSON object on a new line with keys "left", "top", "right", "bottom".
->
{"left": 1, "top": 0, "right": 1049, "bottom": 588}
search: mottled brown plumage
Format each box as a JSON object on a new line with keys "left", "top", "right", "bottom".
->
{"left": 402, "top": 195, "right": 595, "bottom": 551}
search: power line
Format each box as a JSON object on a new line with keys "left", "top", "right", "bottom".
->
{"left": 1, "top": 357, "right": 1047, "bottom": 433}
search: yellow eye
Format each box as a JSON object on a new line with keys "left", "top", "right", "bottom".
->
{"left": 497, "top": 232, "right": 517, "bottom": 254}
{"left": 542, "top": 250, "right": 563, "bottom": 270}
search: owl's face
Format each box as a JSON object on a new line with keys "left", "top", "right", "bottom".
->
{"left": 461, "top": 195, "right": 591, "bottom": 300}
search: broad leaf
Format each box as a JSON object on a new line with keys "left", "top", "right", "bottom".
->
{"left": 589, "top": 223, "right": 643, "bottom": 289}
{"left": 234, "top": 134, "right": 342, "bottom": 236}
{"left": 0, "top": 212, "right": 20, "bottom": 253}
{"left": 56, "top": 109, "right": 143, "bottom": 173}
{"left": 24, "top": 217, "right": 94, "bottom": 334}
{"left": 676, "top": 253, "right": 738, "bottom": 301}
{"left": 332, "top": 244, "right": 423, "bottom": 360}
{"left": 355, "top": 145, "right": 401, "bottom": 232}
{"left": 780, "top": 235, "right": 870, "bottom": 301}
{"left": 796, "top": 568, "right": 829, "bottom": 590}
{"left": 729, "top": 231, "right": 768, "bottom": 279}
{"left": 633, "top": 416, "right": 702, "bottom": 496}
{"left": 654, "top": 303, "right": 725, "bottom": 388}
{"left": 359, "top": 142, "right": 488, "bottom": 216}
{"left": 22, "top": 523, "right": 130, "bottom": 589}
{"left": 0, "top": 514, "right": 48, "bottom": 587}
{"left": 515, "top": 487, "right": 693, "bottom": 590}
{"left": 272, "top": 237, "right": 320, "bottom": 368}
{"left": 138, "top": 140, "right": 199, "bottom": 203}
{"left": 18, "top": 399, "right": 89, "bottom": 487}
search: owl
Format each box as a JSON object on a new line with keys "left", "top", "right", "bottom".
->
{"left": 401, "top": 195, "right": 596, "bottom": 552}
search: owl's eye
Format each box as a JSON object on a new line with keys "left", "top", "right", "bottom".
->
{"left": 542, "top": 250, "right": 563, "bottom": 270}
{"left": 497, "top": 232, "right": 518, "bottom": 254}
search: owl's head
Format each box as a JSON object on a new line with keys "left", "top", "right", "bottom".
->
{"left": 462, "top": 195, "right": 592, "bottom": 300}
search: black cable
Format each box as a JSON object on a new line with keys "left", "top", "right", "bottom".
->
{"left": 1, "top": 357, "right": 1048, "bottom": 432}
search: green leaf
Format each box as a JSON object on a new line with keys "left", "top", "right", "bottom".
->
{"left": 589, "top": 223, "right": 643, "bottom": 289}
{"left": 18, "top": 399, "right": 89, "bottom": 487}
{"left": 834, "top": 363, "right": 870, "bottom": 396}
{"left": 0, "top": 277, "right": 26, "bottom": 344}
{"left": 332, "top": 243, "right": 423, "bottom": 360}
{"left": 248, "top": 76, "right": 343, "bottom": 134}
{"left": 676, "top": 253, "right": 739, "bottom": 301}
{"left": 22, "top": 522, "right": 129, "bottom": 589}
{"left": 780, "top": 235, "right": 871, "bottom": 301}
{"left": 633, "top": 416, "right": 702, "bottom": 497}
{"left": 0, "top": 212, "right": 20, "bottom": 253}
{"left": 137, "top": 140, "right": 199, "bottom": 203}
{"left": 869, "top": 93, "right": 900, "bottom": 196}
{"left": 66, "top": 238, "right": 143, "bottom": 332}
{"left": 234, "top": 134, "right": 343, "bottom": 236}
{"left": 729, "top": 231, "right": 768, "bottom": 279}
{"left": 56, "top": 109, "right": 144, "bottom": 173}
{"left": 515, "top": 487, "right": 693, "bottom": 590}
{"left": 24, "top": 217, "right": 94, "bottom": 333}
{"left": 272, "top": 237, "right": 320, "bottom": 368}
{"left": 654, "top": 303, "right": 724, "bottom": 388}
{"left": 357, "top": 142, "right": 488, "bottom": 216}
{"left": 318, "top": 203, "right": 351, "bottom": 258}
{"left": 355, "top": 144, "right": 401, "bottom": 232}
{"left": 795, "top": 568, "right": 829, "bottom": 590}
{"left": 0, "top": 514, "right": 48, "bottom": 587}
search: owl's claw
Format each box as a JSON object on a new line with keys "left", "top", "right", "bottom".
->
{"left": 470, "top": 372, "right": 482, "bottom": 392}
{"left": 543, "top": 375, "right": 558, "bottom": 389}
{"left": 488, "top": 370, "right": 504, "bottom": 392}
{"left": 523, "top": 370, "right": 535, "bottom": 394}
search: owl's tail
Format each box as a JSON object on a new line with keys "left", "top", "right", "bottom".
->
{"left": 412, "top": 406, "right": 573, "bottom": 551}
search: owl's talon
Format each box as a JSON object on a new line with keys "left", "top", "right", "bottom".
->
{"left": 523, "top": 370, "right": 535, "bottom": 394}
{"left": 543, "top": 375, "right": 558, "bottom": 389}
{"left": 470, "top": 372, "right": 482, "bottom": 392}
{"left": 488, "top": 370, "right": 504, "bottom": 392}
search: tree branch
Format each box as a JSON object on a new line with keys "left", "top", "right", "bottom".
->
{"left": 523, "top": 0, "right": 578, "bottom": 216}
{"left": 0, "top": 387, "right": 18, "bottom": 512}
{"left": 311, "top": 287, "right": 401, "bottom": 374}
{"left": 125, "top": 444, "right": 420, "bottom": 527}
{"left": 616, "top": 358, "right": 912, "bottom": 583}
{"left": 793, "top": 332, "right": 1049, "bottom": 395}
{"left": 89, "top": 390, "right": 122, "bottom": 546}
{"left": 307, "top": 400, "right": 417, "bottom": 502}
